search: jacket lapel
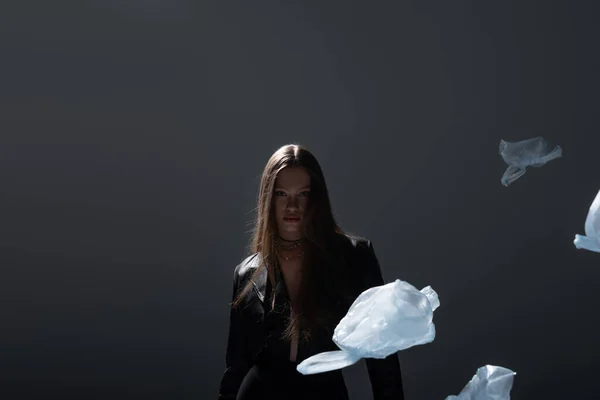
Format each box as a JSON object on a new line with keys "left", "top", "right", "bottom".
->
{"left": 245, "top": 253, "right": 285, "bottom": 310}
{"left": 251, "top": 264, "right": 268, "bottom": 303}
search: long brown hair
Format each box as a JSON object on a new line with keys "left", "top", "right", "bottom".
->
{"left": 233, "top": 143, "right": 350, "bottom": 340}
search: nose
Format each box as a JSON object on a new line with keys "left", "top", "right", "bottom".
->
{"left": 285, "top": 197, "right": 299, "bottom": 211}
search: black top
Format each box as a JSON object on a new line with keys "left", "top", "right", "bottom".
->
{"left": 251, "top": 265, "right": 350, "bottom": 400}
{"left": 256, "top": 262, "right": 348, "bottom": 367}
{"left": 218, "top": 235, "right": 405, "bottom": 400}
{"left": 254, "top": 274, "right": 295, "bottom": 366}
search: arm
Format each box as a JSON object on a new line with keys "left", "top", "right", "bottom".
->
{"left": 362, "top": 240, "right": 405, "bottom": 400}
{"left": 218, "top": 265, "right": 252, "bottom": 400}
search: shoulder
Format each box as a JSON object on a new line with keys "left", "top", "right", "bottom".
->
{"left": 334, "top": 233, "right": 374, "bottom": 255}
{"left": 331, "top": 233, "right": 384, "bottom": 298}
{"left": 331, "top": 233, "right": 378, "bottom": 268}
{"left": 347, "top": 234, "right": 372, "bottom": 249}
{"left": 234, "top": 253, "right": 262, "bottom": 280}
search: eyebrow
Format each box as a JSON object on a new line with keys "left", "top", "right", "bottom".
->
{"left": 274, "top": 186, "right": 311, "bottom": 190}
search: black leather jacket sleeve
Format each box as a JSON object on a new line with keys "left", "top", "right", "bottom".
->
{"left": 362, "top": 241, "right": 405, "bottom": 400}
{"left": 218, "top": 264, "right": 252, "bottom": 400}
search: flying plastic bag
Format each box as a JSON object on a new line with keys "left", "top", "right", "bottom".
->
{"left": 499, "top": 137, "right": 562, "bottom": 186}
{"left": 445, "top": 365, "right": 516, "bottom": 400}
{"left": 297, "top": 279, "right": 439, "bottom": 375}
{"left": 574, "top": 188, "right": 600, "bottom": 253}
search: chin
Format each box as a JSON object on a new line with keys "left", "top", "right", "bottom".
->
{"left": 280, "top": 227, "right": 303, "bottom": 238}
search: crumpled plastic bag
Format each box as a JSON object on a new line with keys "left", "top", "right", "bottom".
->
{"left": 445, "top": 365, "right": 516, "bottom": 400}
{"left": 499, "top": 137, "right": 562, "bottom": 186}
{"left": 296, "top": 279, "right": 439, "bottom": 375}
{"left": 574, "top": 188, "right": 600, "bottom": 253}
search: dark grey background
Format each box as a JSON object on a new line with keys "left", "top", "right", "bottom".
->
{"left": 1, "top": 1, "right": 598, "bottom": 399}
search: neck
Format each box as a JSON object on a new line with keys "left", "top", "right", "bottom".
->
{"left": 277, "top": 234, "right": 303, "bottom": 242}
{"left": 275, "top": 235, "right": 305, "bottom": 261}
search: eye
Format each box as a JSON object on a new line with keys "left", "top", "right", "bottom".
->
{"left": 300, "top": 191, "right": 310, "bottom": 197}
{"left": 275, "top": 190, "right": 286, "bottom": 196}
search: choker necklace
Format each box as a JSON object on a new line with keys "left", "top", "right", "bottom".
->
{"left": 274, "top": 236, "right": 304, "bottom": 251}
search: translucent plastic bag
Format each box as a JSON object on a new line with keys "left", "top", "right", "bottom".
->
{"left": 499, "top": 137, "right": 562, "bottom": 186}
{"left": 574, "top": 188, "right": 600, "bottom": 253}
{"left": 297, "top": 279, "right": 439, "bottom": 375}
{"left": 445, "top": 365, "right": 516, "bottom": 400}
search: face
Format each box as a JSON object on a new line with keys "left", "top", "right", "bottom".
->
{"left": 273, "top": 166, "right": 311, "bottom": 241}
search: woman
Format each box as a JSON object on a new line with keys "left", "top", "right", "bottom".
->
{"left": 218, "top": 144, "right": 404, "bottom": 400}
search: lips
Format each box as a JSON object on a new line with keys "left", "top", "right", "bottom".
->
{"left": 283, "top": 216, "right": 301, "bottom": 222}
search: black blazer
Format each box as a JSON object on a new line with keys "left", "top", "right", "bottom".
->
{"left": 218, "top": 235, "right": 405, "bottom": 400}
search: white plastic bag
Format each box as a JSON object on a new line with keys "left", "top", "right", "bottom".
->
{"left": 499, "top": 137, "right": 562, "bottom": 186}
{"left": 296, "top": 279, "right": 439, "bottom": 375}
{"left": 445, "top": 365, "right": 516, "bottom": 400}
{"left": 574, "top": 188, "right": 600, "bottom": 253}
